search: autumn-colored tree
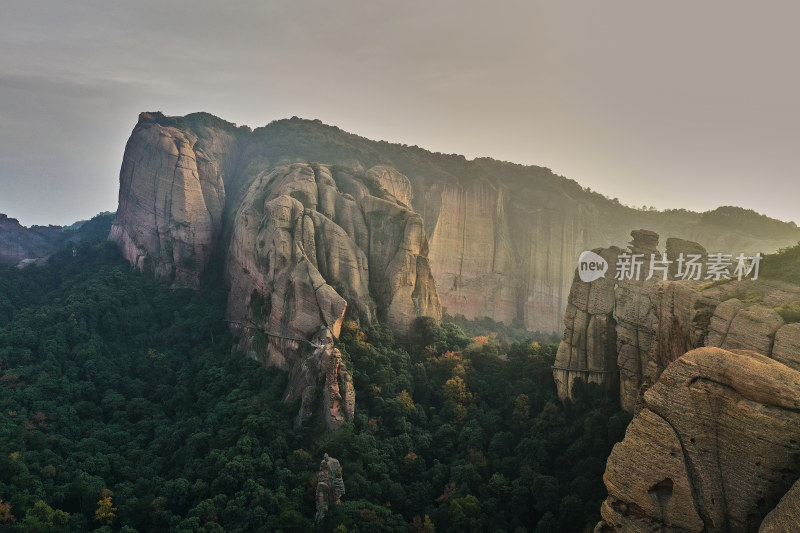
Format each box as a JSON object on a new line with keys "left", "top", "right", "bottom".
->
{"left": 443, "top": 376, "right": 471, "bottom": 404}
{"left": 412, "top": 514, "right": 437, "bottom": 533}
{"left": 402, "top": 452, "right": 419, "bottom": 474}
{"left": 396, "top": 390, "right": 415, "bottom": 411}
{"left": 0, "top": 499, "right": 15, "bottom": 525}
{"left": 94, "top": 488, "right": 116, "bottom": 526}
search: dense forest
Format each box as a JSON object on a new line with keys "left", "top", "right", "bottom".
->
{"left": 0, "top": 229, "right": 630, "bottom": 532}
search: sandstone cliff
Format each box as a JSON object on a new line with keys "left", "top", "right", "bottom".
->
{"left": 225, "top": 162, "right": 440, "bottom": 350}
{"left": 109, "top": 113, "right": 800, "bottom": 433}
{"left": 554, "top": 229, "right": 800, "bottom": 412}
{"left": 109, "top": 112, "right": 238, "bottom": 286}
{"left": 111, "top": 113, "right": 800, "bottom": 336}
{"left": 601, "top": 347, "right": 800, "bottom": 532}
{"left": 110, "top": 113, "right": 444, "bottom": 429}
{"left": 552, "top": 230, "right": 800, "bottom": 530}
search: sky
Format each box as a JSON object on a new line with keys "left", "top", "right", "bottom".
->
{"left": 1, "top": 1, "right": 798, "bottom": 226}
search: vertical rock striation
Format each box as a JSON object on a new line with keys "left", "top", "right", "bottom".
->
{"left": 315, "top": 453, "right": 345, "bottom": 529}
{"left": 109, "top": 112, "right": 237, "bottom": 286}
{"left": 554, "top": 229, "right": 800, "bottom": 412}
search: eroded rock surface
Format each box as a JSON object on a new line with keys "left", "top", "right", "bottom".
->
{"left": 315, "top": 453, "right": 345, "bottom": 528}
{"left": 554, "top": 229, "right": 800, "bottom": 412}
{"left": 289, "top": 329, "right": 355, "bottom": 430}
{"left": 225, "top": 163, "right": 440, "bottom": 363}
{"left": 109, "top": 112, "right": 237, "bottom": 286}
{"left": 601, "top": 347, "right": 800, "bottom": 532}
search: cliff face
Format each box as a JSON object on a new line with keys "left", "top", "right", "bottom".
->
{"left": 552, "top": 230, "right": 800, "bottom": 531}
{"left": 225, "top": 161, "right": 440, "bottom": 370}
{"left": 110, "top": 113, "right": 443, "bottom": 429}
{"left": 110, "top": 113, "right": 800, "bottom": 336}
{"left": 110, "top": 112, "right": 800, "bottom": 431}
{"left": 109, "top": 112, "right": 238, "bottom": 286}
{"left": 602, "top": 347, "right": 800, "bottom": 532}
{"left": 554, "top": 229, "right": 800, "bottom": 412}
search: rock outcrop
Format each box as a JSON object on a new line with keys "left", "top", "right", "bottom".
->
{"left": 111, "top": 113, "right": 800, "bottom": 338}
{"left": 554, "top": 229, "right": 800, "bottom": 412}
{"left": 315, "top": 453, "right": 345, "bottom": 528}
{"left": 108, "top": 113, "right": 800, "bottom": 435}
{"left": 553, "top": 230, "right": 800, "bottom": 531}
{"left": 601, "top": 347, "right": 800, "bottom": 532}
{"left": 110, "top": 113, "right": 443, "bottom": 429}
{"left": 225, "top": 163, "right": 441, "bottom": 363}
{"left": 109, "top": 112, "right": 237, "bottom": 286}
{"left": 759, "top": 478, "right": 800, "bottom": 532}
{"left": 288, "top": 328, "right": 355, "bottom": 430}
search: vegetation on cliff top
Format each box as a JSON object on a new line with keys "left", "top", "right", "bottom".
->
{"left": 762, "top": 242, "right": 800, "bottom": 286}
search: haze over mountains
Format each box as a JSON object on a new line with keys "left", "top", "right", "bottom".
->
{"left": 100, "top": 112, "right": 800, "bottom": 330}
{"left": 4, "top": 112, "right": 799, "bottom": 337}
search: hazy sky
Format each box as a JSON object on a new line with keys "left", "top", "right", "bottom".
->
{"left": 1, "top": 1, "right": 798, "bottom": 226}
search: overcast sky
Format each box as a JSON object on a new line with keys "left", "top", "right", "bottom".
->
{"left": 1, "top": 1, "right": 798, "bottom": 226}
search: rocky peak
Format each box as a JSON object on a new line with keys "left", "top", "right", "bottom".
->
{"left": 315, "top": 453, "right": 345, "bottom": 528}
{"left": 628, "top": 229, "right": 660, "bottom": 255}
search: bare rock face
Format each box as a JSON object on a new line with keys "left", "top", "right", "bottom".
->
{"left": 315, "top": 453, "right": 345, "bottom": 528}
{"left": 109, "top": 112, "right": 237, "bottom": 286}
{"left": 110, "top": 113, "right": 443, "bottom": 432}
{"left": 601, "top": 347, "right": 800, "bottom": 532}
{"left": 224, "top": 163, "right": 439, "bottom": 425}
{"left": 554, "top": 229, "right": 800, "bottom": 412}
{"left": 290, "top": 329, "right": 355, "bottom": 430}
{"left": 226, "top": 163, "right": 441, "bottom": 367}
{"left": 110, "top": 113, "right": 800, "bottom": 341}
{"left": 423, "top": 182, "right": 601, "bottom": 334}
{"left": 759, "top": 478, "right": 800, "bottom": 532}
{"left": 553, "top": 246, "right": 621, "bottom": 399}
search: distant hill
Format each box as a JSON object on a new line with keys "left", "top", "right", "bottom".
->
{"left": 0, "top": 212, "right": 115, "bottom": 266}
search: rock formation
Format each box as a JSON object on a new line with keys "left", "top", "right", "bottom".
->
{"left": 1, "top": 212, "right": 115, "bottom": 267}
{"left": 109, "top": 112, "right": 237, "bottom": 286}
{"left": 315, "top": 453, "right": 345, "bottom": 529}
{"left": 108, "top": 113, "right": 800, "bottom": 435}
{"left": 759, "top": 478, "right": 800, "bottom": 532}
{"left": 554, "top": 229, "right": 800, "bottom": 412}
{"left": 552, "top": 230, "right": 800, "bottom": 531}
{"left": 110, "top": 113, "right": 800, "bottom": 338}
{"left": 601, "top": 347, "right": 800, "bottom": 532}
{"left": 289, "top": 328, "right": 355, "bottom": 430}
{"left": 110, "top": 113, "right": 445, "bottom": 428}
{"left": 225, "top": 162, "right": 441, "bottom": 363}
